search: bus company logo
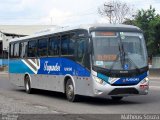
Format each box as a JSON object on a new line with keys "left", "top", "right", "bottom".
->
{"left": 44, "top": 61, "right": 61, "bottom": 73}
{"left": 123, "top": 78, "right": 139, "bottom": 82}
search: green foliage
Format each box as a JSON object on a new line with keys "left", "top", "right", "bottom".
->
{"left": 124, "top": 6, "right": 160, "bottom": 57}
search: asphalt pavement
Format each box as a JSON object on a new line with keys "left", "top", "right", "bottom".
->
{"left": 0, "top": 73, "right": 160, "bottom": 119}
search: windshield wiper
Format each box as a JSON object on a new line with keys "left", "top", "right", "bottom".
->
{"left": 123, "top": 51, "right": 141, "bottom": 73}
{"left": 108, "top": 41, "right": 127, "bottom": 72}
{"left": 120, "top": 43, "right": 126, "bottom": 69}
{"left": 108, "top": 44, "right": 122, "bottom": 72}
{"left": 120, "top": 40, "right": 140, "bottom": 72}
{"left": 118, "top": 33, "right": 139, "bottom": 72}
{"left": 108, "top": 54, "right": 120, "bottom": 72}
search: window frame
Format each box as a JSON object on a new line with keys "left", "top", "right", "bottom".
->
{"left": 19, "top": 42, "right": 23, "bottom": 58}
{"left": 9, "top": 43, "right": 14, "bottom": 59}
{"left": 48, "top": 35, "right": 61, "bottom": 57}
{"left": 37, "top": 37, "right": 48, "bottom": 57}
{"left": 9, "top": 29, "right": 89, "bottom": 60}
{"left": 13, "top": 42, "right": 20, "bottom": 58}
{"left": 60, "top": 33, "right": 76, "bottom": 57}
{"left": 27, "top": 39, "right": 37, "bottom": 58}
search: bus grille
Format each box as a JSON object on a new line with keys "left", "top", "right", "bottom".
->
{"left": 108, "top": 88, "right": 139, "bottom": 95}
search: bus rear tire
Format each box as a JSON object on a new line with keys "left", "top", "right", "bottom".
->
{"left": 24, "top": 75, "right": 32, "bottom": 94}
{"left": 65, "top": 79, "right": 78, "bottom": 102}
{"left": 111, "top": 96, "right": 123, "bottom": 101}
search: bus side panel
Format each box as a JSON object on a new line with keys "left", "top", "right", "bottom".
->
{"left": 74, "top": 63, "right": 93, "bottom": 96}
{"left": 38, "top": 57, "right": 92, "bottom": 95}
{"left": 9, "top": 59, "right": 34, "bottom": 87}
{"left": 9, "top": 57, "right": 93, "bottom": 96}
{"left": 28, "top": 74, "right": 61, "bottom": 92}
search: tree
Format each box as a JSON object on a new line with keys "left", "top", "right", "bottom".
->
{"left": 123, "top": 6, "right": 160, "bottom": 57}
{"left": 123, "top": 18, "right": 136, "bottom": 25}
{"left": 151, "top": 15, "right": 160, "bottom": 56}
{"left": 98, "top": 0, "right": 133, "bottom": 24}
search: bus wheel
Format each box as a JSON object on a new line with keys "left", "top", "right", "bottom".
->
{"left": 111, "top": 96, "right": 123, "bottom": 101}
{"left": 65, "top": 79, "right": 78, "bottom": 102}
{"left": 24, "top": 75, "right": 32, "bottom": 94}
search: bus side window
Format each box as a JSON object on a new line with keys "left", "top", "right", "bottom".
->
{"left": 48, "top": 36, "right": 60, "bottom": 56}
{"left": 76, "top": 39, "right": 86, "bottom": 64}
{"left": 38, "top": 38, "right": 48, "bottom": 57}
{"left": 61, "top": 34, "right": 75, "bottom": 56}
{"left": 10, "top": 44, "right": 14, "bottom": 58}
{"left": 28, "top": 40, "right": 37, "bottom": 58}
{"left": 19, "top": 42, "right": 23, "bottom": 58}
{"left": 20, "top": 42, "right": 28, "bottom": 58}
{"left": 13, "top": 43, "right": 20, "bottom": 58}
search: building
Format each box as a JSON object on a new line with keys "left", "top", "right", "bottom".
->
{"left": 0, "top": 32, "right": 25, "bottom": 68}
{"left": 0, "top": 25, "right": 59, "bottom": 35}
{"left": 0, "top": 25, "right": 58, "bottom": 70}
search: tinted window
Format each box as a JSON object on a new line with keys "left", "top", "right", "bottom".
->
{"left": 10, "top": 44, "right": 14, "bottom": 58}
{"left": 77, "top": 39, "right": 86, "bottom": 63}
{"left": 2, "top": 51, "right": 8, "bottom": 59}
{"left": 21, "top": 42, "right": 28, "bottom": 58}
{"left": 61, "top": 34, "right": 75, "bottom": 56}
{"left": 14, "top": 43, "right": 19, "bottom": 58}
{"left": 48, "top": 36, "right": 60, "bottom": 56}
{"left": 38, "top": 38, "right": 48, "bottom": 57}
{"left": 28, "top": 40, "right": 37, "bottom": 57}
{"left": 19, "top": 43, "right": 22, "bottom": 58}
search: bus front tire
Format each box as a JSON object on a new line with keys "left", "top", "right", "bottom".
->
{"left": 24, "top": 75, "right": 32, "bottom": 94}
{"left": 111, "top": 96, "right": 123, "bottom": 101}
{"left": 65, "top": 79, "right": 78, "bottom": 102}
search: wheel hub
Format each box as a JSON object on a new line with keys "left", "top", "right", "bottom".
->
{"left": 67, "top": 85, "right": 74, "bottom": 97}
{"left": 26, "top": 81, "right": 29, "bottom": 91}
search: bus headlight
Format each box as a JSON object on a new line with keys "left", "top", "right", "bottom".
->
{"left": 140, "top": 77, "right": 149, "bottom": 84}
{"left": 93, "top": 76, "right": 103, "bottom": 84}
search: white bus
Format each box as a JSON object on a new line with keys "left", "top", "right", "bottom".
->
{"left": 9, "top": 24, "right": 149, "bottom": 102}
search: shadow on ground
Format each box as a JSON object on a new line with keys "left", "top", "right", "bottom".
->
{"left": 14, "top": 88, "right": 144, "bottom": 106}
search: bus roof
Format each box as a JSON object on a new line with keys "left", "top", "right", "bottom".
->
{"left": 9, "top": 24, "right": 141, "bottom": 43}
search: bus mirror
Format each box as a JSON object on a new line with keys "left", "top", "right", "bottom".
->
{"left": 87, "top": 36, "right": 92, "bottom": 54}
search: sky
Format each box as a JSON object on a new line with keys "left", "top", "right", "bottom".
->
{"left": 0, "top": 0, "right": 160, "bottom": 27}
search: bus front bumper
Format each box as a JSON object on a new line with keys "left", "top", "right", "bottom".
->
{"left": 92, "top": 77, "right": 149, "bottom": 98}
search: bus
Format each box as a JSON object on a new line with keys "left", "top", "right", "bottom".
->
{"left": 9, "top": 24, "right": 149, "bottom": 102}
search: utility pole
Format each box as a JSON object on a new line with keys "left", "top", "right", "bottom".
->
{"left": 104, "top": 4, "right": 114, "bottom": 23}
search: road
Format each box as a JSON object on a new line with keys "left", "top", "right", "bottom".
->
{"left": 0, "top": 74, "right": 160, "bottom": 115}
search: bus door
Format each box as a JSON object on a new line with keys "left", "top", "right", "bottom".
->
{"left": 75, "top": 38, "right": 91, "bottom": 95}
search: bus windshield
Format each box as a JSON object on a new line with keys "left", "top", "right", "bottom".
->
{"left": 92, "top": 31, "right": 148, "bottom": 70}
